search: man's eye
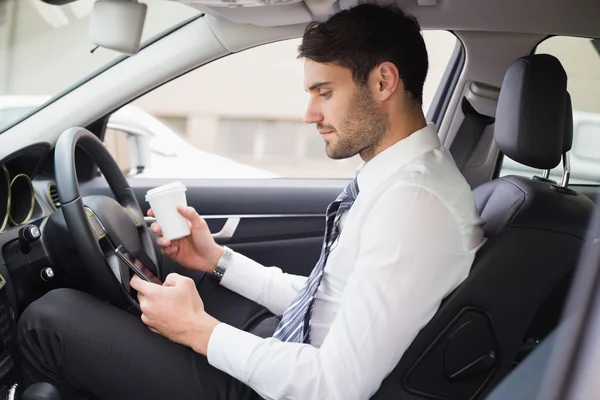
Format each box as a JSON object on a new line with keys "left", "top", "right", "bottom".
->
{"left": 319, "top": 91, "right": 332, "bottom": 99}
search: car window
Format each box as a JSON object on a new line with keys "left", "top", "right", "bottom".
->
{"left": 499, "top": 36, "right": 600, "bottom": 184}
{"left": 108, "top": 32, "right": 459, "bottom": 179}
{"left": 0, "top": 106, "right": 35, "bottom": 128}
{"left": 0, "top": 0, "right": 199, "bottom": 133}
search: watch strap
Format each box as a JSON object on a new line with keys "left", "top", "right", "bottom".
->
{"left": 211, "top": 246, "right": 234, "bottom": 282}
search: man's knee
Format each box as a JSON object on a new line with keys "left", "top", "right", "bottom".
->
{"left": 18, "top": 288, "right": 90, "bottom": 334}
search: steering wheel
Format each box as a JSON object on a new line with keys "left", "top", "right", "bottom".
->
{"left": 54, "top": 127, "right": 159, "bottom": 314}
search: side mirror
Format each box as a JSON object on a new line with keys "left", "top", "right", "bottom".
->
{"left": 148, "top": 136, "right": 179, "bottom": 157}
{"left": 105, "top": 122, "right": 180, "bottom": 177}
{"left": 105, "top": 123, "right": 151, "bottom": 175}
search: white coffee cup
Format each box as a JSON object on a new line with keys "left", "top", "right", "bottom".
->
{"left": 145, "top": 181, "right": 191, "bottom": 240}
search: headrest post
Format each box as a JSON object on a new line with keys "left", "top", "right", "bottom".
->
{"left": 542, "top": 170, "right": 550, "bottom": 180}
{"left": 561, "top": 151, "right": 571, "bottom": 188}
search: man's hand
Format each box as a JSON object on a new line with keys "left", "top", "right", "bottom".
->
{"left": 130, "top": 273, "right": 220, "bottom": 355}
{"left": 149, "top": 206, "right": 224, "bottom": 273}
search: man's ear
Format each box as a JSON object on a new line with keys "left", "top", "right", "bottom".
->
{"left": 372, "top": 62, "right": 400, "bottom": 102}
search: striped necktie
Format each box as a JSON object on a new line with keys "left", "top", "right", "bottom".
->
{"left": 273, "top": 177, "right": 360, "bottom": 343}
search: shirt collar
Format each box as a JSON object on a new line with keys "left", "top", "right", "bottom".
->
{"left": 356, "top": 122, "right": 440, "bottom": 197}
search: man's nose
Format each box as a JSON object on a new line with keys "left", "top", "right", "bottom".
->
{"left": 304, "top": 98, "right": 323, "bottom": 124}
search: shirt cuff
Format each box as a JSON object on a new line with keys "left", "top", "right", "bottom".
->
{"left": 206, "top": 322, "right": 263, "bottom": 382}
{"left": 219, "top": 251, "right": 270, "bottom": 301}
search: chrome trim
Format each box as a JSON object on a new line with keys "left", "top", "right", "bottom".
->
{"left": 204, "top": 213, "right": 324, "bottom": 220}
{"left": 85, "top": 207, "right": 107, "bottom": 240}
{"left": 561, "top": 150, "right": 571, "bottom": 188}
{"left": 0, "top": 165, "right": 11, "bottom": 233}
{"left": 542, "top": 169, "right": 550, "bottom": 180}
{"left": 144, "top": 213, "right": 323, "bottom": 226}
{"left": 143, "top": 214, "right": 323, "bottom": 240}
{"left": 122, "top": 207, "right": 142, "bottom": 227}
{"left": 8, "top": 173, "right": 35, "bottom": 226}
{"left": 7, "top": 383, "right": 18, "bottom": 400}
{"left": 0, "top": 271, "right": 6, "bottom": 291}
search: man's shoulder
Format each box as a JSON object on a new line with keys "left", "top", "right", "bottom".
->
{"left": 373, "top": 148, "right": 479, "bottom": 224}
{"left": 385, "top": 146, "right": 470, "bottom": 196}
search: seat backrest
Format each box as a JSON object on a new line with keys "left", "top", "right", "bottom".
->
{"left": 371, "top": 55, "right": 598, "bottom": 400}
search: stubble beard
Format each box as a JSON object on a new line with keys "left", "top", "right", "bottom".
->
{"left": 324, "top": 86, "right": 390, "bottom": 160}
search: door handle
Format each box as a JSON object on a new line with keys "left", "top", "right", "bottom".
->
{"left": 211, "top": 217, "right": 240, "bottom": 240}
{"left": 143, "top": 216, "right": 239, "bottom": 240}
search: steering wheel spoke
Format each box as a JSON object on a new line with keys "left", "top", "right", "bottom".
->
{"left": 85, "top": 207, "right": 107, "bottom": 240}
{"left": 123, "top": 207, "right": 143, "bottom": 229}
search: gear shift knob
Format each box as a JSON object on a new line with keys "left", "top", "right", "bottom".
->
{"left": 23, "top": 383, "right": 62, "bottom": 400}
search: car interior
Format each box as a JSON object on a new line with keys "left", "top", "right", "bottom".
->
{"left": 0, "top": 0, "right": 599, "bottom": 399}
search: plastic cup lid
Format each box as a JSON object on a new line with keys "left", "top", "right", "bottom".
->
{"left": 145, "top": 181, "right": 187, "bottom": 200}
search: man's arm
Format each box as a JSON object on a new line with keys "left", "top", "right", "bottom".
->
{"left": 203, "top": 185, "right": 475, "bottom": 400}
{"left": 218, "top": 253, "right": 308, "bottom": 316}
{"left": 151, "top": 206, "right": 309, "bottom": 316}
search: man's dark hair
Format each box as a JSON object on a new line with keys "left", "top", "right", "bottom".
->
{"left": 298, "top": 3, "right": 429, "bottom": 105}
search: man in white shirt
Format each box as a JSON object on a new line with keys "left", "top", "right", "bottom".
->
{"left": 18, "top": 4, "right": 484, "bottom": 400}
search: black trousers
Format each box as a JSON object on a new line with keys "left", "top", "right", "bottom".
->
{"left": 17, "top": 257, "right": 277, "bottom": 400}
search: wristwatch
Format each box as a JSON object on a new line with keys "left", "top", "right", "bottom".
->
{"left": 211, "top": 246, "right": 234, "bottom": 282}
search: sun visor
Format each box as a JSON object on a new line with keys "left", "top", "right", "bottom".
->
{"left": 89, "top": 0, "right": 147, "bottom": 55}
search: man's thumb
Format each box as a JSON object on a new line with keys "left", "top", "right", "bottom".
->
{"left": 163, "top": 272, "right": 183, "bottom": 287}
{"left": 177, "top": 206, "right": 203, "bottom": 227}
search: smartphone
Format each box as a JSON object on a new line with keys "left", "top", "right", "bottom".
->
{"left": 115, "top": 245, "right": 162, "bottom": 285}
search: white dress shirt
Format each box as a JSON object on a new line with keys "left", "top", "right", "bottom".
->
{"left": 207, "top": 123, "right": 486, "bottom": 400}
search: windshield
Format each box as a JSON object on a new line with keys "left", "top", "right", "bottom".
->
{"left": 0, "top": 0, "right": 199, "bottom": 133}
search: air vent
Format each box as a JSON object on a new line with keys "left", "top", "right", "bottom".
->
{"left": 48, "top": 182, "right": 60, "bottom": 209}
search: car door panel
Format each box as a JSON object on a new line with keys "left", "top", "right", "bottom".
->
{"left": 80, "top": 177, "right": 346, "bottom": 277}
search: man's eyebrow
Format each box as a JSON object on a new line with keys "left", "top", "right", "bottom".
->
{"left": 307, "top": 81, "right": 332, "bottom": 92}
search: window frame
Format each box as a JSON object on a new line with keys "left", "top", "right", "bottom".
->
{"left": 426, "top": 32, "right": 466, "bottom": 128}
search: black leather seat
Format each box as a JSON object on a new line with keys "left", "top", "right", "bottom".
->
{"left": 514, "top": 91, "right": 578, "bottom": 347}
{"left": 372, "top": 54, "right": 598, "bottom": 400}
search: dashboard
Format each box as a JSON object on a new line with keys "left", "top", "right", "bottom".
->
{"left": 0, "top": 139, "right": 154, "bottom": 396}
{"left": 0, "top": 142, "right": 63, "bottom": 396}
{"left": 0, "top": 165, "right": 55, "bottom": 235}
{"left": 0, "top": 143, "right": 57, "bottom": 235}
{"left": 0, "top": 138, "right": 104, "bottom": 396}
{"left": 0, "top": 141, "right": 128, "bottom": 314}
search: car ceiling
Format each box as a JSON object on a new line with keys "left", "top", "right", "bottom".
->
{"left": 41, "top": 0, "right": 600, "bottom": 37}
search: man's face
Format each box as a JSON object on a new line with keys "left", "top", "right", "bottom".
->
{"left": 303, "top": 59, "right": 389, "bottom": 160}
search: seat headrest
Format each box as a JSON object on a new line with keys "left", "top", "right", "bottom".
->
{"left": 564, "top": 92, "right": 573, "bottom": 153}
{"left": 495, "top": 54, "right": 567, "bottom": 169}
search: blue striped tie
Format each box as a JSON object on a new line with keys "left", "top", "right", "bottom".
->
{"left": 273, "top": 177, "right": 360, "bottom": 343}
